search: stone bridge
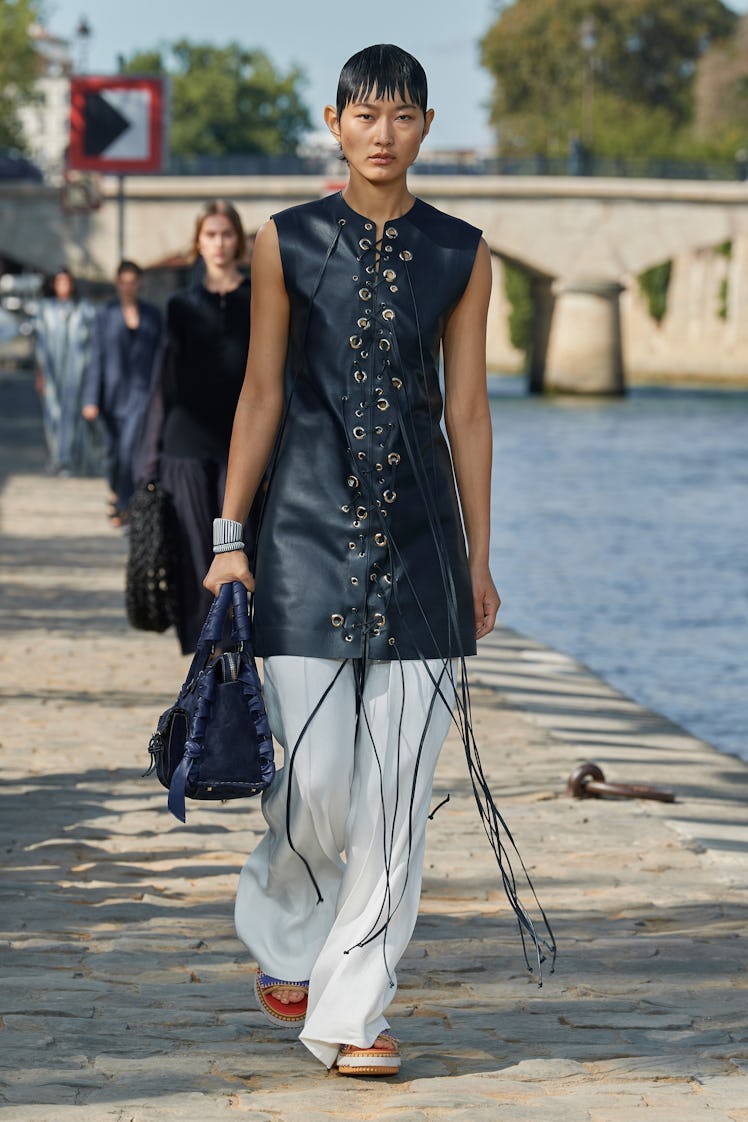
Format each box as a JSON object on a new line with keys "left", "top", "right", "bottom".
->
{"left": 3, "top": 175, "right": 748, "bottom": 390}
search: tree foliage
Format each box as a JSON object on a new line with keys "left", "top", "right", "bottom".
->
{"left": 637, "top": 261, "right": 672, "bottom": 324}
{"left": 694, "top": 17, "right": 748, "bottom": 153}
{"left": 503, "top": 261, "right": 534, "bottom": 352}
{"left": 0, "top": 0, "right": 42, "bottom": 149}
{"left": 121, "top": 41, "right": 311, "bottom": 157}
{"left": 480, "top": 0, "right": 738, "bottom": 157}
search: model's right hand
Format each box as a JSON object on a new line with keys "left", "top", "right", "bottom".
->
{"left": 82, "top": 404, "right": 99, "bottom": 421}
{"left": 203, "top": 550, "right": 255, "bottom": 597}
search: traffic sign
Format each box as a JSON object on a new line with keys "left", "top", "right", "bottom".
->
{"left": 68, "top": 76, "right": 167, "bottom": 173}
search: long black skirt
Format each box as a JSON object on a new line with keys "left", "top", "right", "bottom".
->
{"left": 159, "top": 455, "right": 260, "bottom": 654}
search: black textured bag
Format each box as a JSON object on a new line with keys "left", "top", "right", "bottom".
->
{"left": 145, "top": 582, "right": 275, "bottom": 822}
{"left": 125, "top": 480, "right": 178, "bottom": 632}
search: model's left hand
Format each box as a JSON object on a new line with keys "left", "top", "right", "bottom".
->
{"left": 471, "top": 562, "right": 501, "bottom": 639}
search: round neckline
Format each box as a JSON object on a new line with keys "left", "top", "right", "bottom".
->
{"left": 337, "top": 191, "right": 419, "bottom": 227}
{"left": 201, "top": 276, "right": 248, "bottom": 297}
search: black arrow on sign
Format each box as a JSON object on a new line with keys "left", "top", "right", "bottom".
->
{"left": 83, "top": 92, "right": 130, "bottom": 156}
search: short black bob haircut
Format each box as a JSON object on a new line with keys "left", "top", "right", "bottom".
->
{"left": 336, "top": 44, "right": 428, "bottom": 118}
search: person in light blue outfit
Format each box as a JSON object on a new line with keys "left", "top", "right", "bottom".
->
{"left": 82, "top": 260, "right": 163, "bottom": 525}
{"left": 34, "top": 269, "right": 102, "bottom": 477}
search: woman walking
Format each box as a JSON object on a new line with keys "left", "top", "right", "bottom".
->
{"left": 34, "top": 269, "right": 100, "bottom": 476}
{"left": 83, "top": 260, "right": 163, "bottom": 525}
{"left": 139, "top": 200, "right": 254, "bottom": 653}
{"left": 204, "top": 45, "right": 553, "bottom": 1075}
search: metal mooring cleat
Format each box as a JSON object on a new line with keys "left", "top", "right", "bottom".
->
{"left": 567, "top": 761, "right": 675, "bottom": 803}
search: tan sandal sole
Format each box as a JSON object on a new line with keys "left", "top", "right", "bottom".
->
{"left": 336, "top": 1036, "right": 400, "bottom": 1076}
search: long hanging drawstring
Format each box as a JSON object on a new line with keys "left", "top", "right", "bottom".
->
{"left": 349, "top": 235, "right": 556, "bottom": 981}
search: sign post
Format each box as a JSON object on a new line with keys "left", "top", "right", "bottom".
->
{"left": 68, "top": 75, "right": 167, "bottom": 260}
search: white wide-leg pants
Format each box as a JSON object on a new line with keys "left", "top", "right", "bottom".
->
{"left": 234, "top": 655, "right": 455, "bottom": 1069}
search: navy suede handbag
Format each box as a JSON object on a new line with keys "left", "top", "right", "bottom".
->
{"left": 146, "top": 582, "right": 275, "bottom": 822}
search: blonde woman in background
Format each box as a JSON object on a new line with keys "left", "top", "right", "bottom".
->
{"left": 137, "top": 200, "right": 255, "bottom": 652}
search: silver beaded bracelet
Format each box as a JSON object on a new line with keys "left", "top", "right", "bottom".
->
{"left": 213, "top": 517, "right": 244, "bottom": 554}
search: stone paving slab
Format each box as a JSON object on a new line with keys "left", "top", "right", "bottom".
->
{"left": 1, "top": 371, "right": 747, "bottom": 1119}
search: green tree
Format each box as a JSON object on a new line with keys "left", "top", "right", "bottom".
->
{"left": 122, "top": 41, "right": 311, "bottom": 157}
{"left": 693, "top": 17, "right": 748, "bottom": 155}
{"left": 0, "top": 0, "right": 42, "bottom": 150}
{"left": 480, "top": 0, "right": 737, "bottom": 158}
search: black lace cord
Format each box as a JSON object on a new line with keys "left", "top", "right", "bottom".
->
{"left": 452, "top": 652, "right": 557, "bottom": 974}
{"left": 347, "top": 652, "right": 451, "bottom": 958}
{"left": 336, "top": 352, "right": 460, "bottom": 965}
{"left": 283, "top": 657, "right": 351, "bottom": 904}
{"left": 458, "top": 659, "right": 556, "bottom": 978}
{"left": 402, "top": 254, "right": 444, "bottom": 498}
{"left": 382, "top": 570, "right": 556, "bottom": 981}
{"left": 383, "top": 321, "right": 463, "bottom": 654}
{"left": 337, "top": 363, "right": 460, "bottom": 665}
{"left": 447, "top": 646, "right": 557, "bottom": 976}
{"left": 397, "top": 261, "right": 557, "bottom": 979}
{"left": 341, "top": 644, "right": 401, "bottom": 985}
{"left": 345, "top": 649, "right": 405, "bottom": 957}
{"left": 343, "top": 243, "right": 529, "bottom": 964}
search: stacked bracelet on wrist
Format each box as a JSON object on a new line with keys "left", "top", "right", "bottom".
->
{"left": 213, "top": 518, "right": 245, "bottom": 554}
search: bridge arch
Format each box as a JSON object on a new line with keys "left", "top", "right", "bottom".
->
{"left": 4, "top": 176, "right": 748, "bottom": 387}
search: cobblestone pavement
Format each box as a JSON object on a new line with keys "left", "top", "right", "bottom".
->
{"left": 1, "top": 371, "right": 747, "bottom": 1120}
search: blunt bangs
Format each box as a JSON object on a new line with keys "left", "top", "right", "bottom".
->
{"left": 336, "top": 44, "right": 428, "bottom": 117}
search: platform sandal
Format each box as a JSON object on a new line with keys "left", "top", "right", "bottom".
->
{"left": 254, "top": 969, "right": 309, "bottom": 1026}
{"left": 336, "top": 1031, "right": 401, "bottom": 1076}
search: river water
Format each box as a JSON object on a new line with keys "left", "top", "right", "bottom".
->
{"left": 487, "top": 377, "right": 748, "bottom": 762}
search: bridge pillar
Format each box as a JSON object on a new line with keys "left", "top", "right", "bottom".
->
{"left": 544, "top": 280, "right": 625, "bottom": 395}
{"left": 528, "top": 275, "right": 555, "bottom": 393}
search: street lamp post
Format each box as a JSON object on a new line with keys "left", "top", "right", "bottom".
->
{"left": 75, "top": 17, "right": 91, "bottom": 74}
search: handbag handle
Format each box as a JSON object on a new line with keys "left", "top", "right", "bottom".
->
{"left": 199, "top": 580, "right": 233, "bottom": 644}
{"left": 182, "top": 581, "right": 253, "bottom": 686}
{"left": 231, "top": 582, "right": 251, "bottom": 642}
{"left": 199, "top": 581, "right": 251, "bottom": 645}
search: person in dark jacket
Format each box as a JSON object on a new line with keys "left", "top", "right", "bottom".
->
{"left": 82, "top": 260, "right": 162, "bottom": 525}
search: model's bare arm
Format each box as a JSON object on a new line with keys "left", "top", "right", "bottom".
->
{"left": 203, "top": 219, "right": 289, "bottom": 595}
{"left": 443, "top": 238, "right": 500, "bottom": 639}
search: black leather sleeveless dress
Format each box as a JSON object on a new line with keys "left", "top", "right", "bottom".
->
{"left": 253, "top": 192, "right": 480, "bottom": 662}
{"left": 252, "top": 191, "right": 556, "bottom": 980}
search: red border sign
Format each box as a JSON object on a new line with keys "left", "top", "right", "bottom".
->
{"left": 68, "top": 76, "right": 166, "bottom": 173}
